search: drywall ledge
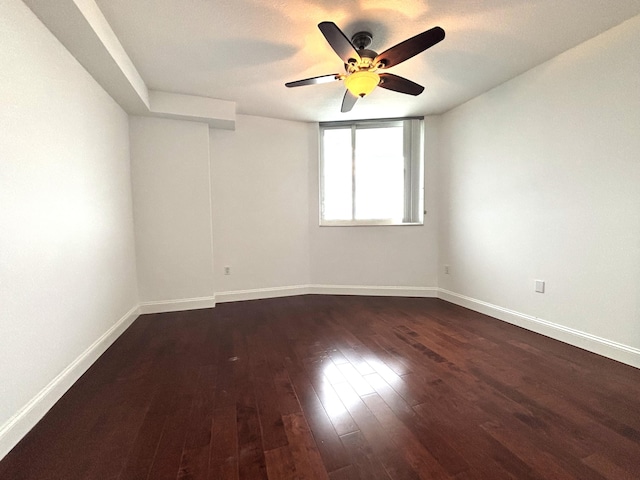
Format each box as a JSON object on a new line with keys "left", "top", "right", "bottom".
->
{"left": 23, "top": 0, "right": 236, "bottom": 129}
{"left": 149, "top": 91, "right": 236, "bottom": 130}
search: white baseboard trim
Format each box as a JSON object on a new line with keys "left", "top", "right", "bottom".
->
{"left": 0, "top": 305, "right": 139, "bottom": 461}
{"left": 214, "top": 284, "right": 439, "bottom": 304}
{"left": 215, "top": 285, "right": 310, "bottom": 303}
{"left": 310, "top": 285, "right": 439, "bottom": 298}
{"left": 438, "top": 289, "right": 640, "bottom": 369}
{"left": 138, "top": 295, "right": 216, "bottom": 314}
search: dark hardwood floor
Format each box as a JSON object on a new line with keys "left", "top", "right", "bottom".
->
{"left": 2, "top": 295, "right": 640, "bottom": 479}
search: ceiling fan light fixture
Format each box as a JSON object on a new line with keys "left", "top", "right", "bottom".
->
{"left": 344, "top": 70, "right": 380, "bottom": 98}
{"left": 286, "top": 22, "right": 444, "bottom": 111}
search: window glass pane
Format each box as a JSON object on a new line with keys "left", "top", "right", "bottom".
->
{"left": 354, "top": 126, "right": 404, "bottom": 221}
{"left": 322, "top": 128, "right": 353, "bottom": 220}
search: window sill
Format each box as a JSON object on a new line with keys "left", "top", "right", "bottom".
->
{"left": 319, "top": 221, "right": 424, "bottom": 227}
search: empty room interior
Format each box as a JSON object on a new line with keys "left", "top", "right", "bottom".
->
{"left": 2, "top": 0, "right": 640, "bottom": 478}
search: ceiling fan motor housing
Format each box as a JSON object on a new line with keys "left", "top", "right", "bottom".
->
{"left": 351, "top": 31, "right": 373, "bottom": 50}
{"left": 347, "top": 31, "right": 378, "bottom": 70}
{"left": 346, "top": 50, "right": 379, "bottom": 72}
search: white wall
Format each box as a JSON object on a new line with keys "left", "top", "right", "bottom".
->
{"left": 210, "top": 115, "right": 312, "bottom": 297}
{"left": 0, "top": 0, "right": 138, "bottom": 457}
{"left": 129, "top": 116, "right": 214, "bottom": 309}
{"left": 140, "top": 112, "right": 440, "bottom": 301}
{"left": 439, "top": 16, "right": 640, "bottom": 357}
{"left": 309, "top": 117, "right": 440, "bottom": 291}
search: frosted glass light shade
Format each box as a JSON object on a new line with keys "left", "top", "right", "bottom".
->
{"left": 344, "top": 71, "right": 380, "bottom": 97}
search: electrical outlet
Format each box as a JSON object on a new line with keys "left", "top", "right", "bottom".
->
{"left": 224, "top": 266, "right": 231, "bottom": 275}
{"left": 444, "top": 265, "right": 450, "bottom": 275}
{"left": 535, "top": 280, "right": 545, "bottom": 293}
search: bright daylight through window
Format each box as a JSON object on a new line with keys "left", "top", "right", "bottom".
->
{"left": 320, "top": 118, "right": 424, "bottom": 225}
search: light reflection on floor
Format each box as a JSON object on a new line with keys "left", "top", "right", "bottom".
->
{"left": 317, "top": 351, "right": 398, "bottom": 418}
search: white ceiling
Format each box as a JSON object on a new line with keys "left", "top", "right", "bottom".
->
{"left": 94, "top": 0, "right": 640, "bottom": 123}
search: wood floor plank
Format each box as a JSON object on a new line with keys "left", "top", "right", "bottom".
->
{"left": 146, "top": 393, "right": 194, "bottom": 480}
{"left": 328, "top": 464, "right": 361, "bottom": 480}
{"left": 272, "top": 366, "right": 304, "bottom": 416}
{"left": 2, "top": 296, "right": 640, "bottom": 480}
{"left": 285, "top": 357, "right": 351, "bottom": 473}
{"left": 480, "top": 420, "right": 590, "bottom": 479}
{"left": 360, "top": 392, "right": 452, "bottom": 480}
{"left": 79, "top": 386, "right": 152, "bottom": 480}
{"left": 332, "top": 382, "right": 421, "bottom": 479}
{"left": 264, "top": 445, "right": 298, "bottom": 480}
{"left": 339, "top": 430, "right": 391, "bottom": 480}
{"left": 582, "top": 452, "right": 638, "bottom": 480}
{"left": 209, "top": 404, "right": 239, "bottom": 480}
{"left": 118, "top": 390, "right": 173, "bottom": 480}
{"left": 236, "top": 402, "right": 268, "bottom": 480}
{"left": 335, "top": 362, "right": 375, "bottom": 397}
{"left": 177, "top": 365, "right": 217, "bottom": 480}
{"left": 312, "top": 378, "right": 359, "bottom": 437}
{"left": 233, "top": 327, "right": 268, "bottom": 480}
{"left": 247, "top": 331, "right": 289, "bottom": 452}
{"left": 283, "top": 412, "right": 331, "bottom": 480}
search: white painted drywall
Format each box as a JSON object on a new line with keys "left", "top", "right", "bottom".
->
{"left": 129, "top": 116, "right": 215, "bottom": 304}
{"left": 210, "top": 115, "right": 312, "bottom": 293}
{"left": 0, "top": 0, "right": 138, "bottom": 455}
{"left": 438, "top": 15, "right": 640, "bottom": 349}
{"left": 309, "top": 117, "right": 440, "bottom": 289}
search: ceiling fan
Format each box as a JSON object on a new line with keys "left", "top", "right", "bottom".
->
{"left": 285, "top": 21, "right": 445, "bottom": 113}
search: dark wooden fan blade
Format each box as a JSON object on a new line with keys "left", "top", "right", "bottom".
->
{"left": 318, "top": 21, "right": 361, "bottom": 64}
{"left": 285, "top": 74, "right": 341, "bottom": 87}
{"left": 375, "top": 26, "right": 445, "bottom": 68}
{"left": 378, "top": 73, "right": 424, "bottom": 96}
{"left": 341, "top": 90, "right": 358, "bottom": 112}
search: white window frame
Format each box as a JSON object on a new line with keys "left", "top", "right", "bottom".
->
{"left": 319, "top": 117, "right": 424, "bottom": 226}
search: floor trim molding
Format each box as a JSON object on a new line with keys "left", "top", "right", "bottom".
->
{"left": 214, "top": 284, "right": 438, "bottom": 304}
{"left": 138, "top": 295, "right": 216, "bottom": 314}
{"left": 310, "top": 285, "right": 438, "bottom": 298}
{"left": 437, "top": 288, "right": 640, "bottom": 368}
{"left": 0, "top": 305, "right": 139, "bottom": 461}
{"left": 215, "top": 285, "right": 309, "bottom": 303}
